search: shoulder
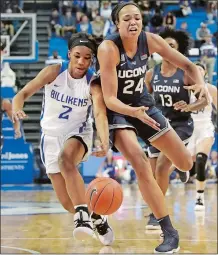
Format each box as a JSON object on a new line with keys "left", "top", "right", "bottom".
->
{"left": 207, "top": 83, "right": 217, "bottom": 94}
{"left": 98, "top": 39, "right": 118, "bottom": 54}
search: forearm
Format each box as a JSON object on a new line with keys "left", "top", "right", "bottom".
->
{"left": 105, "top": 96, "right": 135, "bottom": 117}
{"left": 94, "top": 113, "right": 109, "bottom": 146}
{"left": 188, "top": 97, "right": 207, "bottom": 112}
{"left": 186, "top": 64, "right": 205, "bottom": 85}
{"left": 12, "top": 93, "right": 26, "bottom": 112}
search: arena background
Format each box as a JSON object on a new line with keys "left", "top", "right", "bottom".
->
{"left": 1, "top": 0, "right": 217, "bottom": 185}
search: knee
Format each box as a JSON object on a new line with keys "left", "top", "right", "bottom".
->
{"left": 178, "top": 153, "right": 193, "bottom": 171}
{"left": 58, "top": 150, "right": 77, "bottom": 174}
{"left": 127, "top": 148, "right": 149, "bottom": 168}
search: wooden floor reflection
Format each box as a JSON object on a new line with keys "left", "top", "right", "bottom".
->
{"left": 1, "top": 183, "right": 217, "bottom": 254}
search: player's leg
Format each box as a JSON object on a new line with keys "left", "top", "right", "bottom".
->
{"left": 146, "top": 147, "right": 161, "bottom": 230}
{"left": 194, "top": 136, "right": 214, "bottom": 211}
{"left": 49, "top": 173, "right": 75, "bottom": 213}
{"left": 114, "top": 129, "right": 179, "bottom": 253}
{"left": 151, "top": 129, "right": 193, "bottom": 173}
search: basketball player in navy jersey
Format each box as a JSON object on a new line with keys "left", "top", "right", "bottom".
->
{"left": 145, "top": 28, "right": 207, "bottom": 230}
{"left": 12, "top": 33, "right": 114, "bottom": 245}
{"left": 94, "top": 2, "right": 209, "bottom": 253}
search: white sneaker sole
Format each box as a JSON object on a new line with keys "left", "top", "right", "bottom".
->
{"left": 194, "top": 205, "right": 205, "bottom": 211}
{"left": 154, "top": 246, "right": 180, "bottom": 253}
{"left": 73, "top": 227, "right": 96, "bottom": 241}
{"left": 146, "top": 225, "right": 161, "bottom": 230}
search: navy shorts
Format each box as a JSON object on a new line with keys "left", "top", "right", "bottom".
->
{"left": 108, "top": 106, "right": 171, "bottom": 152}
{"left": 148, "top": 118, "right": 194, "bottom": 158}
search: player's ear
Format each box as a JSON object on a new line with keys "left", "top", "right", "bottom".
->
{"left": 68, "top": 50, "right": 71, "bottom": 59}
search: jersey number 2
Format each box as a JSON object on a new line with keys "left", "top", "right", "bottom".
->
{"left": 123, "top": 78, "right": 144, "bottom": 94}
{"left": 58, "top": 105, "right": 72, "bottom": 120}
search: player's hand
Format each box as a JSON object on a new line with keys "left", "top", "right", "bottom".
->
{"left": 92, "top": 142, "right": 109, "bottom": 157}
{"left": 173, "top": 100, "right": 190, "bottom": 112}
{"left": 12, "top": 110, "right": 28, "bottom": 123}
{"left": 14, "top": 128, "right": 22, "bottom": 139}
{"left": 184, "top": 84, "right": 210, "bottom": 103}
{"left": 132, "top": 106, "right": 160, "bottom": 131}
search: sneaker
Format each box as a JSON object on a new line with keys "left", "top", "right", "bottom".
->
{"left": 146, "top": 213, "right": 161, "bottom": 230}
{"left": 73, "top": 210, "right": 96, "bottom": 240}
{"left": 195, "top": 197, "right": 205, "bottom": 211}
{"left": 154, "top": 229, "right": 180, "bottom": 253}
{"left": 176, "top": 169, "right": 190, "bottom": 183}
{"left": 91, "top": 214, "right": 114, "bottom": 246}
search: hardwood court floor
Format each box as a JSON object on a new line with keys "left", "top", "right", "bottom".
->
{"left": 1, "top": 183, "right": 217, "bottom": 254}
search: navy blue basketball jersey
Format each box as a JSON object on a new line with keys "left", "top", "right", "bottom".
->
{"left": 151, "top": 64, "right": 191, "bottom": 121}
{"left": 105, "top": 32, "right": 155, "bottom": 108}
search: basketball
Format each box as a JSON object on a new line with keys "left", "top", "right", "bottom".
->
{"left": 85, "top": 177, "right": 123, "bottom": 215}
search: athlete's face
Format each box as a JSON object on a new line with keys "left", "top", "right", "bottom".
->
{"left": 117, "top": 5, "right": 142, "bottom": 38}
{"left": 69, "top": 46, "right": 92, "bottom": 79}
{"left": 197, "top": 65, "right": 206, "bottom": 77}
{"left": 165, "top": 38, "right": 179, "bottom": 51}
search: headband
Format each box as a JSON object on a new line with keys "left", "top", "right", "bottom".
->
{"left": 68, "top": 38, "right": 96, "bottom": 55}
{"left": 112, "top": 2, "right": 140, "bottom": 24}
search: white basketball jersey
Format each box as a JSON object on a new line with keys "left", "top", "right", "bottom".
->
{"left": 40, "top": 61, "right": 93, "bottom": 136}
{"left": 190, "top": 87, "right": 213, "bottom": 123}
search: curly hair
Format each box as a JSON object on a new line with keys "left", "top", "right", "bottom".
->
{"left": 68, "top": 32, "right": 97, "bottom": 56}
{"left": 159, "top": 28, "right": 191, "bottom": 56}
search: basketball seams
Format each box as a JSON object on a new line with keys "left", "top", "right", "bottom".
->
{"left": 86, "top": 178, "right": 111, "bottom": 196}
{"left": 93, "top": 182, "right": 114, "bottom": 213}
{"left": 103, "top": 185, "right": 115, "bottom": 215}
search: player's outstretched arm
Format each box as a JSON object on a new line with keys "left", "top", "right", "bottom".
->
{"left": 12, "top": 64, "right": 60, "bottom": 123}
{"left": 91, "top": 83, "right": 109, "bottom": 156}
{"left": 147, "top": 32, "right": 210, "bottom": 103}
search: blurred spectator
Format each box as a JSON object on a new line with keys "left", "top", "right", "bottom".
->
{"left": 149, "top": 10, "right": 164, "bottom": 34}
{"left": 206, "top": 1, "right": 217, "bottom": 24}
{"left": 103, "top": 17, "right": 117, "bottom": 37}
{"left": 76, "top": 14, "right": 92, "bottom": 35}
{"left": 207, "top": 150, "right": 218, "bottom": 180}
{"left": 46, "top": 51, "right": 63, "bottom": 65}
{"left": 100, "top": 1, "right": 112, "bottom": 21}
{"left": 200, "top": 34, "right": 217, "bottom": 83}
{"left": 91, "top": 16, "right": 104, "bottom": 41}
{"left": 0, "top": 21, "right": 14, "bottom": 38}
{"left": 61, "top": 8, "right": 76, "bottom": 38}
{"left": 1, "top": 62, "right": 16, "bottom": 90}
{"left": 150, "top": 0, "right": 164, "bottom": 14}
{"left": 86, "top": 1, "right": 100, "bottom": 21}
{"left": 180, "top": 0, "right": 192, "bottom": 16}
{"left": 196, "top": 22, "right": 211, "bottom": 47}
{"left": 73, "top": 0, "right": 86, "bottom": 12}
{"left": 48, "top": 8, "right": 62, "bottom": 37}
{"left": 163, "top": 12, "right": 176, "bottom": 29}
{"left": 180, "top": 22, "right": 194, "bottom": 48}
{"left": 12, "top": 3, "right": 24, "bottom": 13}
{"left": 96, "top": 150, "right": 117, "bottom": 180}
{"left": 138, "top": 0, "right": 152, "bottom": 31}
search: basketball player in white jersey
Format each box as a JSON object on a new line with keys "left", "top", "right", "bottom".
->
{"left": 174, "top": 62, "right": 217, "bottom": 211}
{"left": 12, "top": 32, "right": 114, "bottom": 245}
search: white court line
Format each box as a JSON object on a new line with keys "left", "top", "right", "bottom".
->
{"left": 1, "top": 245, "right": 40, "bottom": 254}
{"left": 1, "top": 237, "right": 217, "bottom": 242}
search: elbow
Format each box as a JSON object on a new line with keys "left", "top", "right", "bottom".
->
{"left": 104, "top": 97, "right": 114, "bottom": 110}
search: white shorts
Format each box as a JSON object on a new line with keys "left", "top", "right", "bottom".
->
{"left": 187, "top": 122, "right": 215, "bottom": 155}
{"left": 40, "top": 128, "right": 93, "bottom": 175}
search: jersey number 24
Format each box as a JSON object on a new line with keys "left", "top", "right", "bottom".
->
{"left": 123, "top": 77, "right": 144, "bottom": 94}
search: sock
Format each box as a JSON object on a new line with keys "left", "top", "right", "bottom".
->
{"left": 157, "top": 215, "right": 176, "bottom": 233}
{"left": 91, "top": 212, "right": 102, "bottom": 220}
{"left": 74, "top": 204, "right": 89, "bottom": 215}
{"left": 197, "top": 190, "right": 204, "bottom": 193}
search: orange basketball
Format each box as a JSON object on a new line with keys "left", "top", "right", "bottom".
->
{"left": 85, "top": 177, "right": 123, "bottom": 215}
